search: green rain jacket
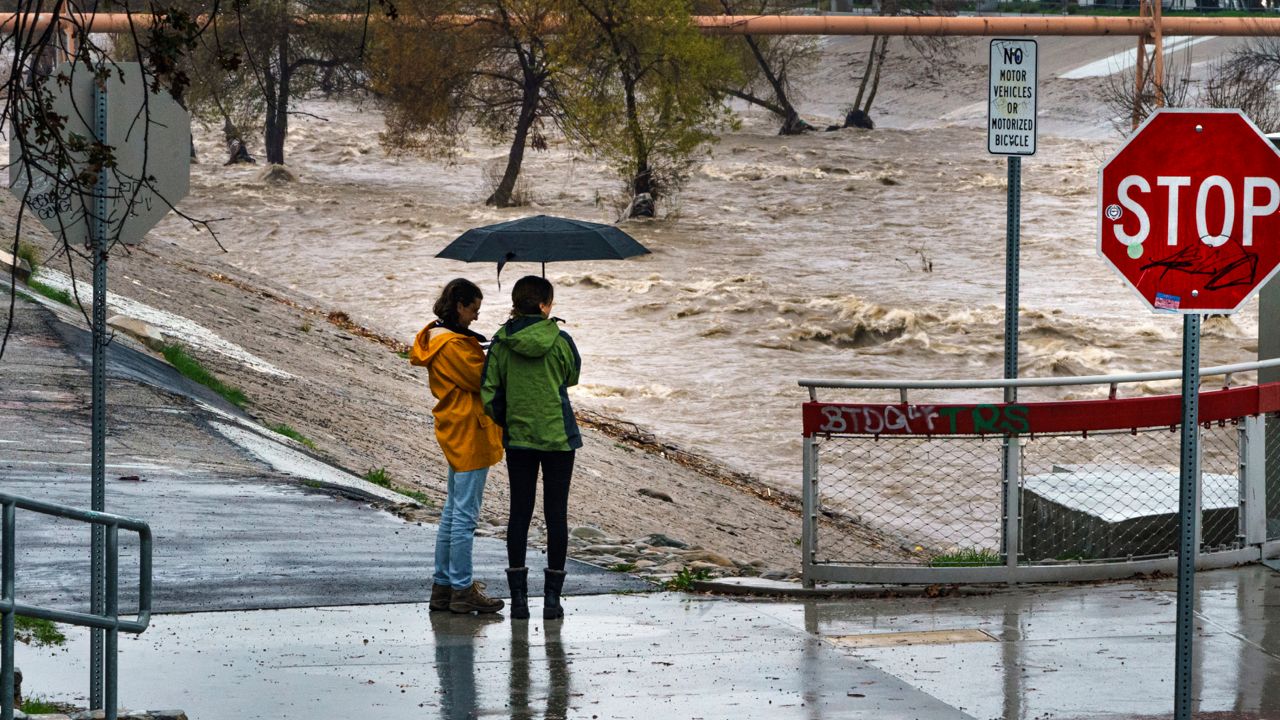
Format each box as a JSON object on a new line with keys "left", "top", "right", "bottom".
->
{"left": 481, "top": 315, "right": 582, "bottom": 451}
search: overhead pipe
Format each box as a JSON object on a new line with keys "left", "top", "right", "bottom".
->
{"left": 4, "top": 12, "right": 1280, "bottom": 37}
{"left": 692, "top": 13, "right": 1280, "bottom": 37}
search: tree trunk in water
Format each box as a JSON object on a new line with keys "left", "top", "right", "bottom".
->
{"left": 741, "top": 33, "right": 809, "bottom": 136}
{"left": 264, "top": 34, "right": 291, "bottom": 166}
{"left": 622, "top": 74, "right": 654, "bottom": 218}
{"left": 487, "top": 80, "right": 540, "bottom": 207}
{"left": 862, "top": 35, "right": 890, "bottom": 115}
{"left": 854, "top": 36, "right": 881, "bottom": 113}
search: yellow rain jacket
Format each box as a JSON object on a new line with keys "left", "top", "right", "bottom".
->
{"left": 410, "top": 322, "right": 503, "bottom": 472}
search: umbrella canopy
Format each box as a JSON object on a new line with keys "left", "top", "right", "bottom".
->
{"left": 437, "top": 215, "right": 650, "bottom": 275}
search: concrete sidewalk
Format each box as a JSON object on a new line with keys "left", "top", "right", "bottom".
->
{"left": 13, "top": 566, "right": 1280, "bottom": 719}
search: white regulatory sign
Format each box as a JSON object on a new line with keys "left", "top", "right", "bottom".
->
{"left": 988, "top": 39, "right": 1037, "bottom": 156}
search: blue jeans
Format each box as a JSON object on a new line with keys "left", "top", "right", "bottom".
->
{"left": 433, "top": 466, "right": 490, "bottom": 589}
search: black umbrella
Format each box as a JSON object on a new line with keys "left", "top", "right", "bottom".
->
{"left": 437, "top": 214, "right": 650, "bottom": 279}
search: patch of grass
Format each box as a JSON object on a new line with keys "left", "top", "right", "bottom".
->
{"left": 15, "top": 615, "right": 67, "bottom": 647}
{"left": 303, "top": 480, "right": 326, "bottom": 489}
{"left": 299, "top": 321, "right": 312, "bottom": 333}
{"left": 268, "top": 422, "right": 317, "bottom": 450}
{"left": 160, "top": 343, "right": 248, "bottom": 408}
{"left": 608, "top": 562, "right": 637, "bottom": 573}
{"left": 393, "top": 487, "right": 434, "bottom": 506}
{"left": 21, "top": 696, "right": 65, "bottom": 714}
{"left": 15, "top": 241, "right": 40, "bottom": 273}
{"left": 362, "top": 468, "right": 434, "bottom": 506}
{"left": 27, "top": 277, "right": 74, "bottom": 306}
{"left": 396, "top": 350, "right": 410, "bottom": 360}
{"left": 662, "top": 566, "right": 713, "bottom": 592}
{"left": 929, "top": 548, "right": 1002, "bottom": 568}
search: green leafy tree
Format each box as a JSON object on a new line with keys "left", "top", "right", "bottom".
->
{"left": 556, "top": 0, "right": 739, "bottom": 217}
{"left": 368, "top": 0, "right": 564, "bottom": 207}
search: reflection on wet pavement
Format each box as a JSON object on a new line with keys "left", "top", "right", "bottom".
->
{"left": 15, "top": 568, "right": 1280, "bottom": 719}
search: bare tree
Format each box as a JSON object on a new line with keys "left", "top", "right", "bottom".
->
{"left": 1097, "top": 51, "right": 1192, "bottom": 133}
{"left": 847, "top": 0, "right": 959, "bottom": 124}
{"left": 1202, "top": 38, "right": 1280, "bottom": 133}
{"left": 707, "top": 0, "right": 819, "bottom": 135}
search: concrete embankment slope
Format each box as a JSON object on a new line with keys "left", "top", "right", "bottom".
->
{"left": 0, "top": 290, "right": 645, "bottom": 612}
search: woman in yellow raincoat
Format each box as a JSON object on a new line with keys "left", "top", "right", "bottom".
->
{"left": 410, "top": 278, "right": 505, "bottom": 614}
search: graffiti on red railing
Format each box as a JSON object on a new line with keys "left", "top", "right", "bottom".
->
{"left": 813, "top": 403, "right": 1029, "bottom": 435}
{"left": 802, "top": 382, "right": 1280, "bottom": 437}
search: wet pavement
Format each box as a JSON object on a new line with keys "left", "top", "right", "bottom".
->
{"left": 15, "top": 593, "right": 967, "bottom": 719}
{"left": 791, "top": 567, "right": 1280, "bottom": 720}
{"left": 13, "top": 566, "right": 1280, "bottom": 719}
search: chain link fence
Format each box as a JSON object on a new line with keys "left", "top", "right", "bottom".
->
{"left": 1267, "top": 412, "right": 1280, "bottom": 541}
{"left": 808, "top": 419, "right": 1267, "bottom": 572}
{"left": 1020, "top": 424, "right": 1240, "bottom": 564}
{"left": 813, "top": 435, "right": 1004, "bottom": 566}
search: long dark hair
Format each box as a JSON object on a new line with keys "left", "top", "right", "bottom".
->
{"left": 433, "top": 278, "right": 483, "bottom": 327}
{"left": 510, "top": 275, "right": 554, "bottom": 317}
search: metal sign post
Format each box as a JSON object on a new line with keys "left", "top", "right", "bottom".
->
{"left": 8, "top": 60, "right": 190, "bottom": 716}
{"left": 1175, "top": 313, "right": 1200, "bottom": 720}
{"left": 990, "top": 38, "right": 1036, "bottom": 569}
{"left": 89, "top": 67, "right": 108, "bottom": 713}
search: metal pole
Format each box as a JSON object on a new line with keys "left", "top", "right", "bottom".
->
{"left": 801, "top": 437, "right": 817, "bottom": 589}
{"left": 1005, "top": 156, "right": 1021, "bottom": 399}
{"left": 2, "top": 502, "right": 14, "bottom": 720}
{"left": 1001, "top": 155, "right": 1022, "bottom": 571}
{"left": 1175, "top": 313, "right": 1201, "bottom": 720}
{"left": 1261, "top": 271, "right": 1279, "bottom": 541}
{"left": 89, "top": 64, "right": 109, "bottom": 712}
{"left": 105, "top": 524, "right": 117, "bottom": 720}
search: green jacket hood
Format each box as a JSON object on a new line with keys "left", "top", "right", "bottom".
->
{"left": 495, "top": 315, "right": 562, "bottom": 359}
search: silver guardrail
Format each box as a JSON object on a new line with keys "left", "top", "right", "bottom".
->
{"left": 1, "top": 493, "right": 152, "bottom": 720}
{"left": 801, "top": 356, "right": 1280, "bottom": 398}
{"left": 799, "top": 358, "right": 1280, "bottom": 586}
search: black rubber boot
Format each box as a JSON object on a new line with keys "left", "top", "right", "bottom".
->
{"left": 543, "top": 569, "right": 566, "bottom": 620}
{"left": 507, "top": 567, "right": 530, "bottom": 620}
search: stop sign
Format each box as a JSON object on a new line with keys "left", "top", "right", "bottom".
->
{"left": 9, "top": 62, "right": 190, "bottom": 247}
{"left": 1098, "top": 108, "right": 1280, "bottom": 313}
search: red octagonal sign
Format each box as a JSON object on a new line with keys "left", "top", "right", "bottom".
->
{"left": 1098, "top": 108, "right": 1280, "bottom": 314}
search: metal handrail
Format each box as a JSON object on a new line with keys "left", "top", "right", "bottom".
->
{"left": 799, "top": 356, "right": 1280, "bottom": 391}
{"left": 1, "top": 492, "right": 152, "bottom": 720}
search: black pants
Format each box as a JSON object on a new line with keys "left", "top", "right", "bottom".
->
{"left": 506, "top": 448, "right": 575, "bottom": 571}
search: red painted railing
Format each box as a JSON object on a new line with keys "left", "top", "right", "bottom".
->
{"left": 802, "top": 381, "right": 1280, "bottom": 437}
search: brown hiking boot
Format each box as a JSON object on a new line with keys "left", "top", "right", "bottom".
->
{"left": 429, "top": 583, "right": 452, "bottom": 612}
{"left": 449, "top": 581, "right": 505, "bottom": 614}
